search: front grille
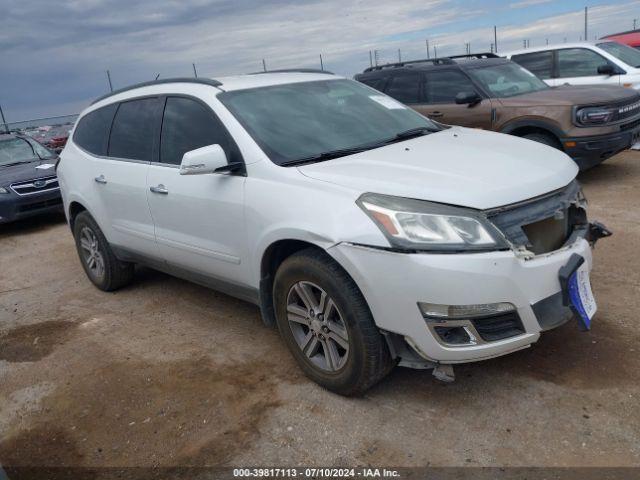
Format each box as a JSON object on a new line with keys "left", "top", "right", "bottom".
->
{"left": 612, "top": 97, "right": 640, "bottom": 123}
{"left": 471, "top": 312, "right": 525, "bottom": 342}
{"left": 18, "top": 197, "right": 62, "bottom": 213}
{"left": 620, "top": 117, "right": 640, "bottom": 132}
{"left": 10, "top": 176, "right": 59, "bottom": 196}
{"left": 485, "top": 181, "right": 586, "bottom": 255}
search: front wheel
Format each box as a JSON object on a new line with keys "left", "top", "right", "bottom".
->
{"left": 273, "top": 248, "right": 393, "bottom": 396}
{"left": 522, "top": 132, "right": 561, "bottom": 150}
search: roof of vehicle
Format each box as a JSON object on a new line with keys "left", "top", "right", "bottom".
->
{"left": 356, "top": 54, "right": 509, "bottom": 78}
{"left": 90, "top": 71, "right": 339, "bottom": 106}
{"left": 502, "top": 41, "right": 609, "bottom": 57}
{"left": 601, "top": 30, "right": 640, "bottom": 46}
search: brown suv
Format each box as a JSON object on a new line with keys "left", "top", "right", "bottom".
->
{"left": 355, "top": 54, "right": 640, "bottom": 169}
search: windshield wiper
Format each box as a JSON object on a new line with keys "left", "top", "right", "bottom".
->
{"left": 0, "top": 160, "right": 35, "bottom": 168}
{"left": 281, "top": 145, "right": 379, "bottom": 167}
{"left": 390, "top": 126, "right": 439, "bottom": 142}
{"left": 281, "top": 126, "right": 440, "bottom": 167}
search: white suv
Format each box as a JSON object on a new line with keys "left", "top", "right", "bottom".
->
{"left": 504, "top": 41, "right": 640, "bottom": 89}
{"left": 58, "top": 72, "right": 609, "bottom": 395}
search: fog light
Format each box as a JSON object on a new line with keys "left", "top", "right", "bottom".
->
{"left": 434, "top": 326, "right": 472, "bottom": 345}
{"left": 418, "top": 302, "right": 516, "bottom": 320}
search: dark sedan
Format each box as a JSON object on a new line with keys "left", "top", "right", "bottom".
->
{"left": 0, "top": 133, "right": 63, "bottom": 224}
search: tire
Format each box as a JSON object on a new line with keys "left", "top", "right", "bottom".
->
{"left": 273, "top": 248, "right": 393, "bottom": 396}
{"left": 73, "top": 211, "right": 134, "bottom": 291}
{"left": 522, "top": 132, "right": 561, "bottom": 150}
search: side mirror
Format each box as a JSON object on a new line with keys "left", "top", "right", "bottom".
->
{"left": 597, "top": 64, "right": 616, "bottom": 76}
{"left": 455, "top": 91, "right": 482, "bottom": 106}
{"left": 179, "top": 144, "right": 228, "bottom": 176}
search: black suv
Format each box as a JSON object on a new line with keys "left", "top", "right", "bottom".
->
{"left": 0, "top": 132, "right": 62, "bottom": 224}
{"left": 355, "top": 54, "right": 640, "bottom": 169}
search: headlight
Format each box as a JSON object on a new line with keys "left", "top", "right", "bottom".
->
{"left": 0, "top": 187, "right": 9, "bottom": 194}
{"left": 357, "top": 193, "right": 508, "bottom": 252}
{"left": 576, "top": 106, "right": 614, "bottom": 126}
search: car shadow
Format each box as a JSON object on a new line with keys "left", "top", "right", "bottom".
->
{"left": 0, "top": 211, "right": 66, "bottom": 238}
{"left": 0, "top": 211, "right": 66, "bottom": 237}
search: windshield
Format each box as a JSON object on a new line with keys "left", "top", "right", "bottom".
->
{"left": 467, "top": 62, "right": 549, "bottom": 98}
{"left": 597, "top": 41, "right": 640, "bottom": 68}
{"left": 218, "top": 79, "right": 438, "bottom": 165}
{"left": 0, "top": 137, "right": 49, "bottom": 166}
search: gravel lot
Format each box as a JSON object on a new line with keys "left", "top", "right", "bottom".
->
{"left": 1, "top": 151, "right": 639, "bottom": 470}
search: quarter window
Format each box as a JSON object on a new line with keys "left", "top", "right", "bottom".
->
{"left": 160, "top": 97, "right": 236, "bottom": 166}
{"left": 511, "top": 51, "right": 554, "bottom": 79}
{"left": 424, "top": 70, "right": 477, "bottom": 103}
{"left": 73, "top": 104, "right": 117, "bottom": 156}
{"left": 385, "top": 74, "right": 423, "bottom": 104}
{"left": 558, "top": 48, "right": 609, "bottom": 78}
{"left": 108, "top": 98, "right": 159, "bottom": 161}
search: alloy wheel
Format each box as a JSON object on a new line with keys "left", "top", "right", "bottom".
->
{"left": 286, "top": 281, "right": 350, "bottom": 372}
{"left": 79, "top": 226, "right": 105, "bottom": 281}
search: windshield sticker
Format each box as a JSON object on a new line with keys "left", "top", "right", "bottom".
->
{"left": 369, "top": 95, "right": 406, "bottom": 110}
{"left": 35, "top": 163, "right": 56, "bottom": 170}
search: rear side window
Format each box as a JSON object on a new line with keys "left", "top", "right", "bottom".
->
{"left": 108, "top": 98, "right": 159, "bottom": 161}
{"left": 557, "top": 48, "right": 609, "bottom": 77}
{"left": 359, "top": 78, "right": 386, "bottom": 92}
{"left": 424, "top": 70, "right": 477, "bottom": 103}
{"left": 73, "top": 104, "right": 117, "bottom": 156}
{"left": 511, "top": 51, "right": 554, "bottom": 79}
{"left": 160, "top": 97, "right": 239, "bottom": 166}
{"left": 385, "top": 73, "right": 423, "bottom": 104}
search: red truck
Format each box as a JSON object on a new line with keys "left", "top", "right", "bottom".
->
{"left": 601, "top": 29, "right": 640, "bottom": 49}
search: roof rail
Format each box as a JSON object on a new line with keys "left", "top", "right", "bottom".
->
{"left": 363, "top": 58, "right": 454, "bottom": 73}
{"left": 250, "top": 68, "right": 334, "bottom": 75}
{"left": 446, "top": 53, "right": 500, "bottom": 60}
{"left": 90, "top": 77, "right": 223, "bottom": 105}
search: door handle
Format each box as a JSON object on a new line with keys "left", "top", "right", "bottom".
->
{"left": 429, "top": 111, "right": 444, "bottom": 118}
{"left": 150, "top": 184, "right": 169, "bottom": 195}
{"left": 94, "top": 175, "right": 107, "bottom": 184}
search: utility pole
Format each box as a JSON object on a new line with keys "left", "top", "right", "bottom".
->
{"left": 490, "top": 43, "right": 494, "bottom": 53}
{"left": 262, "top": 59, "right": 267, "bottom": 72}
{"left": 434, "top": 45, "right": 438, "bottom": 58}
{"left": 0, "top": 104, "right": 8, "bottom": 133}
{"left": 494, "top": 25, "right": 498, "bottom": 53}
{"left": 369, "top": 50, "right": 373, "bottom": 67}
{"left": 374, "top": 50, "right": 380, "bottom": 66}
{"left": 106, "top": 70, "right": 113, "bottom": 92}
{"left": 546, "top": 38, "right": 549, "bottom": 45}
{"left": 523, "top": 39, "right": 527, "bottom": 48}
{"left": 426, "top": 39, "right": 430, "bottom": 59}
{"left": 584, "top": 7, "right": 588, "bottom": 43}
{"left": 634, "top": 18, "right": 637, "bottom": 30}
{"left": 192, "top": 63, "right": 198, "bottom": 78}
{"left": 319, "top": 54, "right": 324, "bottom": 71}
{"left": 398, "top": 49, "right": 402, "bottom": 62}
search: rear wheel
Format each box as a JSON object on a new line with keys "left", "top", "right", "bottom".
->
{"left": 273, "top": 248, "right": 393, "bottom": 396}
{"left": 73, "top": 211, "right": 134, "bottom": 291}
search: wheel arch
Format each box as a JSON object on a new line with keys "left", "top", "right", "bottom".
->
{"left": 500, "top": 119, "right": 564, "bottom": 146}
{"left": 258, "top": 238, "right": 331, "bottom": 328}
{"left": 68, "top": 201, "right": 88, "bottom": 232}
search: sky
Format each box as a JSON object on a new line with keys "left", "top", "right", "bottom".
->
{"left": 1, "top": 0, "right": 639, "bottom": 122}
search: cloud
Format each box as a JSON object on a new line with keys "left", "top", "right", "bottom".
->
{"left": 510, "top": 0, "right": 552, "bottom": 9}
{"left": 1, "top": 0, "right": 639, "bottom": 121}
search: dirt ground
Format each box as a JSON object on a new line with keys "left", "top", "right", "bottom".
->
{"left": 1, "top": 151, "right": 639, "bottom": 470}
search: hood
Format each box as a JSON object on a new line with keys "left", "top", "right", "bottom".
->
{"left": 0, "top": 159, "right": 58, "bottom": 187}
{"left": 500, "top": 84, "right": 639, "bottom": 107}
{"left": 297, "top": 127, "right": 578, "bottom": 210}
